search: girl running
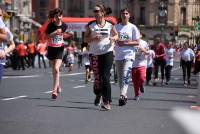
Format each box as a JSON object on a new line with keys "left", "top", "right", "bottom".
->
{"left": 45, "top": 8, "right": 71, "bottom": 99}
{"left": 114, "top": 8, "right": 140, "bottom": 106}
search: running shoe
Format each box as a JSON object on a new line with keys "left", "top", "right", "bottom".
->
{"left": 140, "top": 85, "right": 145, "bottom": 93}
{"left": 51, "top": 91, "right": 58, "bottom": 99}
{"left": 118, "top": 95, "right": 127, "bottom": 106}
{"left": 101, "top": 102, "right": 111, "bottom": 110}
{"left": 94, "top": 96, "right": 101, "bottom": 106}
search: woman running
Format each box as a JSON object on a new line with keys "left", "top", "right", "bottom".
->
{"left": 84, "top": 5, "right": 118, "bottom": 110}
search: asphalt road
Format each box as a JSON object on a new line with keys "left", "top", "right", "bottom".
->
{"left": 0, "top": 64, "right": 199, "bottom": 134}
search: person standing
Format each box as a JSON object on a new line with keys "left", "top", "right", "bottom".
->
{"left": 27, "top": 41, "right": 36, "bottom": 68}
{"left": 37, "top": 40, "right": 47, "bottom": 68}
{"left": 180, "top": 42, "right": 195, "bottom": 86}
{"left": 164, "top": 41, "right": 175, "bottom": 85}
{"left": 84, "top": 5, "right": 118, "bottom": 110}
{"left": 16, "top": 40, "right": 26, "bottom": 70}
{"left": 114, "top": 8, "right": 140, "bottom": 106}
{"left": 45, "top": 8, "right": 72, "bottom": 99}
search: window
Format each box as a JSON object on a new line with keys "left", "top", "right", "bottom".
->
{"left": 89, "top": 0, "right": 94, "bottom": 10}
{"left": 140, "top": 7, "right": 146, "bottom": 25}
{"left": 40, "top": 0, "right": 48, "bottom": 7}
{"left": 180, "top": 7, "right": 187, "bottom": 25}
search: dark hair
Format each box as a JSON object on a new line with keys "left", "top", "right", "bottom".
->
{"left": 95, "top": 5, "right": 112, "bottom": 16}
{"left": 52, "top": 8, "right": 63, "bottom": 17}
{"left": 117, "top": 8, "right": 130, "bottom": 23}
{"left": 120, "top": 8, "right": 130, "bottom": 14}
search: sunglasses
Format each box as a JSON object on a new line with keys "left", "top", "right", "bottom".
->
{"left": 122, "top": 13, "right": 129, "bottom": 15}
{"left": 93, "top": 10, "right": 101, "bottom": 13}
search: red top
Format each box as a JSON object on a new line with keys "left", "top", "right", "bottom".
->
{"left": 27, "top": 43, "right": 36, "bottom": 54}
{"left": 16, "top": 44, "right": 26, "bottom": 56}
{"left": 154, "top": 42, "right": 166, "bottom": 61}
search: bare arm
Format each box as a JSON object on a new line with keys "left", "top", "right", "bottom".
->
{"left": 110, "top": 26, "right": 118, "bottom": 42}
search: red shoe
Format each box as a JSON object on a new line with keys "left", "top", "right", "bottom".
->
{"left": 51, "top": 90, "right": 58, "bottom": 99}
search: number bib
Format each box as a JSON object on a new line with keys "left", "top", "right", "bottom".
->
{"left": 51, "top": 35, "right": 63, "bottom": 45}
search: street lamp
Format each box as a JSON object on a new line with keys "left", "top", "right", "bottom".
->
{"left": 158, "top": 0, "right": 168, "bottom": 42}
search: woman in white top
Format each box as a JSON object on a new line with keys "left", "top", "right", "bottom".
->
{"left": 114, "top": 8, "right": 140, "bottom": 106}
{"left": 84, "top": 5, "right": 118, "bottom": 110}
{"left": 180, "top": 42, "right": 195, "bottom": 86}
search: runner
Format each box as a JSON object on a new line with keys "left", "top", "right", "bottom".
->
{"left": 153, "top": 38, "right": 166, "bottom": 86}
{"left": 164, "top": 41, "right": 176, "bottom": 85}
{"left": 84, "top": 4, "right": 118, "bottom": 110}
{"left": 146, "top": 45, "right": 155, "bottom": 86}
{"left": 180, "top": 42, "right": 195, "bottom": 86}
{"left": 82, "top": 45, "right": 92, "bottom": 83}
{"left": 114, "top": 8, "right": 140, "bottom": 106}
{"left": 132, "top": 34, "right": 149, "bottom": 101}
{"left": 45, "top": 8, "right": 72, "bottom": 99}
{"left": 0, "top": 8, "right": 15, "bottom": 81}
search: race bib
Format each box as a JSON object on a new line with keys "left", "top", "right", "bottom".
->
{"left": 51, "top": 35, "right": 63, "bottom": 44}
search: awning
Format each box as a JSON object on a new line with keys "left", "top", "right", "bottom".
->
{"left": 62, "top": 17, "right": 116, "bottom": 32}
{"left": 38, "top": 16, "right": 117, "bottom": 41}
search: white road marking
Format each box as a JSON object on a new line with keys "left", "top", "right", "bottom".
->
{"left": 73, "top": 85, "right": 86, "bottom": 88}
{"left": 3, "top": 72, "right": 85, "bottom": 79}
{"left": 171, "top": 107, "right": 200, "bottom": 134}
{"left": 44, "top": 91, "right": 52, "bottom": 94}
{"left": 60, "top": 72, "right": 85, "bottom": 77}
{"left": 1, "top": 95, "right": 27, "bottom": 101}
{"left": 2, "top": 75, "right": 40, "bottom": 79}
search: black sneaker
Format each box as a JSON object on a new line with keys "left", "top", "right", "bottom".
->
{"left": 188, "top": 80, "right": 191, "bottom": 85}
{"left": 118, "top": 95, "right": 127, "bottom": 106}
{"left": 94, "top": 96, "right": 101, "bottom": 106}
{"left": 140, "top": 85, "right": 145, "bottom": 93}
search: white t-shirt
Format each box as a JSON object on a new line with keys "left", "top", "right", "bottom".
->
{"left": 0, "top": 18, "right": 13, "bottom": 65}
{"left": 88, "top": 20, "right": 114, "bottom": 55}
{"left": 133, "top": 39, "right": 149, "bottom": 67}
{"left": 82, "top": 50, "right": 90, "bottom": 66}
{"left": 114, "top": 22, "right": 140, "bottom": 60}
{"left": 147, "top": 50, "right": 155, "bottom": 68}
{"left": 165, "top": 48, "right": 175, "bottom": 66}
{"left": 180, "top": 48, "right": 195, "bottom": 62}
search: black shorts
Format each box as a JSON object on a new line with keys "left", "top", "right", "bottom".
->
{"left": 47, "top": 46, "right": 64, "bottom": 60}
